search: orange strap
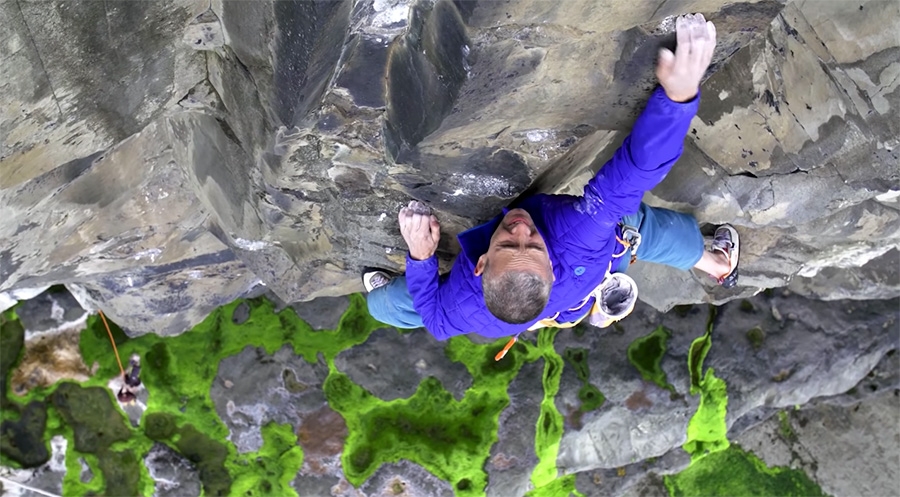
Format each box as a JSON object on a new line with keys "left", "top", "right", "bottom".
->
{"left": 494, "top": 335, "right": 518, "bottom": 361}
{"left": 98, "top": 310, "right": 125, "bottom": 377}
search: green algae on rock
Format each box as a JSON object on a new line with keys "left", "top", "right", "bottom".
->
{"left": 0, "top": 295, "right": 385, "bottom": 496}
{"left": 683, "top": 308, "right": 729, "bottom": 460}
{"left": 531, "top": 329, "right": 567, "bottom": 489}
{"left": 563, "top": 348, "right": 606, "bottom": 412}
{"left": 664, "top": 444, "right": 827, "bottom": 497}
{"left": 627, "top": 326, "right": 675, "bottom": 392}
{"left": 332, "top": 332, "right": 528, "bottom": 495}
{"left": 525, "top": 474, "right": 584, "bottom": 497}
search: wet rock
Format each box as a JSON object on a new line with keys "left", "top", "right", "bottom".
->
{"left": 145, "top": 442, "right": 203, "bottom": 497}
{"left": 0, "top": 435, "right": 67, "bottom": 496}
{"left": 210, "top": 345, "right": 329, "bottom": 452}
{"left": 292, "top": 473, "right": 344, "bottom": 497}
{"left": 290, "top": 295, "right": 351, "bottom": 331}
{"left": 486, "top": 359, "right": 543, "bottom": 497}
{"left": 14, "top": 287, "right": 86, "bottom": 334}
{"left": 333, "top": 328, "right": 471, "bottom": 401}
{"left": 555, "top": 293, "right": 899, "bottom": 474}
{"left": 0, "top": 310, "right": 25, "bottom": 404}
{"left": 736, "top": 392, "right": 900, "bottom": 497}
{"left": 358, "top": 460, "right": 454, "bottom": 497}
{"left": 788, "top": 247, "right": 900, "bottom": 301}
{"left": 50, "top": 383, "right": 132, "bottom": 453}
{"left": 0, "top": 401, "right": 50, "bottom": 467}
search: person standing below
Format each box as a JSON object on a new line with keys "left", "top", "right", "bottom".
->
{"left": 365, "top": 13, "right": 739, "bottom": 341}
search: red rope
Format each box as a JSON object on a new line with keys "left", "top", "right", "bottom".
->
{"left": 98, "top": 310, "right": 125, "bottom": 377}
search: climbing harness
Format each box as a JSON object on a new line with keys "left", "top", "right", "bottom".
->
{"left": 614, "top": 223, "right": 642, "bottom": 266}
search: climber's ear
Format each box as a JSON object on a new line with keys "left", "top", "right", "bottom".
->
{"left": 474, "top": 255, "right": 487, "bottom": 276}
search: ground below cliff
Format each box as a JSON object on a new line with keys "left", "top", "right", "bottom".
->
{"left": 1, "top": 287, "right": 896, "bottom": 496}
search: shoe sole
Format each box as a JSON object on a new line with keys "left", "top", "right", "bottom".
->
{"left": 362, "top": 270, "right": 392, "bottom": 292}
{"left": 719, "top": 225, "right": 740, "bottom": 288}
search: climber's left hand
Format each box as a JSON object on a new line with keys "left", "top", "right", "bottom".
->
{"left": 399, "top": 201, "right": 441, "bottom": 261}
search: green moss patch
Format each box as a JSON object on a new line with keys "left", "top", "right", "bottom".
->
{"left": 664, "top": 445, "right": 827, "bottom": 497}
{"left": 531, "top": 329, "right": 566, "bottom": 489}
{"left": 683, "top": 307, "right": 728, "bottom": 461}
{"left": 627, "top": 326, "right": 674, "bottom": 392}
{"left": 746, "top": 326, "right": 765, "bottom": 350}
{"left": 777, "top": 411, "right": 796, "bottom": 441}
{"left": 0, "top": 294, "right": 386, "bottom": 495}
{"left": 525, "top": 474, "right": 584, "bottom": 497}
{"left": 563, "top": 348, "right": 605, "bottom": 413}
{"left": 1, "top": 292, "right": 578, "bottom": 497}
{"left": 331, "top": 327, "right": 567, "bottom": 496}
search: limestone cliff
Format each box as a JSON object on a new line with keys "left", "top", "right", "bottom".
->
{"left": 2, "top": 0, "right": 899, "bottom": 336}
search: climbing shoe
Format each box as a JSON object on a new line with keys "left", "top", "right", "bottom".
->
{"left": 711, "top": 224, "right": 740, "bottom": 288}
{"left": 362, "top": 270, "right": 393, "bottom": 292}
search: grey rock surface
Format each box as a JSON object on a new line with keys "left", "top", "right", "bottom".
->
{"left": 333, "top": 327, "right": 472, "bottom": 401}
{"left": 145, "top": 442, "right": 202, "bottom": 497}
{"left": 736, "top": 392, "right": 900, "bottom": 497}
{"left": 555, "top": 292, "right": 899, "bottom": 474}
{"left": 0, "top": 435, "right": 67, "bottom": 497}
{"left": 569, "top": 345, "right": 900, "bottom": 497}
{"left": 291, "top": 295, "right": 352, "bottom": 331}
{"left": 789, "top": 247, "right": 900, "bottom": 301}
{"left": 358, "top": 460, "right": 454, "bottom": 497}
{"left": 5, "top": 0, "right": 896, "bottom": 336}
{"left": 486, "top": 359, "right": 544, "bottom": 497}
{"left": 210, "top": 344, "right": 329, "bottom": 453}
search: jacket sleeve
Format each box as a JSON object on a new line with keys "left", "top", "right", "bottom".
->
{"left": 404, "top": 254, "right": 466, "bottom": 341}
{"left": 549, "top": 87, "right": 700, "bottom": 242}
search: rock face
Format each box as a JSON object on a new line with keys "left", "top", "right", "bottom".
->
{"left": 2, "top": 0, "right": 899, "bottom": 336}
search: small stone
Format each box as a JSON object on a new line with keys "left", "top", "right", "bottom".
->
{"left": 367, "top": 363, "right": 378, "bottom": 373}
{"left": 224, "top": 379, "right": 234, "bottom": 389}
{"left": 415, "top": 359, "right": 427, "bottom": 370}
{"left": 771, "top": 304, "right": 783, "bottom": 322}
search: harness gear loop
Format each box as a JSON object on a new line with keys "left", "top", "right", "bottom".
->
{"left": 614, "top": 224, "right": 642, "bottom": 265}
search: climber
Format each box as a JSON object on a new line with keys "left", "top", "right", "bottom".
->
{"left": 364, "top": 13, "right": 739, "bottom": 341}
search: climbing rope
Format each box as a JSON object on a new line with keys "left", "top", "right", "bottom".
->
{"left": 98, "top": 310, "right": 125, "bottom": 377}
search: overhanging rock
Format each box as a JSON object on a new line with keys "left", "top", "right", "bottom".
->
{"left": 2, "top": 0, "right": 897, "bottom": 336}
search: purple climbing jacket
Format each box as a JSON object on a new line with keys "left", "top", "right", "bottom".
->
{"left": 405, "top": 87, "right": 699, "bottom": 340}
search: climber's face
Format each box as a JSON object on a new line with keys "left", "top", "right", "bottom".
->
{"left": 474, "top": 209, "right": 553, "bottom": 280}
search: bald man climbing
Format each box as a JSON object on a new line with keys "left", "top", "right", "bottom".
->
{"left": 365, "top": 14, "right": 739, "bottom": 341}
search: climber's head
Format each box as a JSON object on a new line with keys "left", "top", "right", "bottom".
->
{"left": 475, "top": 208, "right": 553, "bottom": 324}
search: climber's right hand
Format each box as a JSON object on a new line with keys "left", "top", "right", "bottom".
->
{"left": 399, "top": 201, "right": 441, "bottom": 261}
{"left": 656, "top": 13, "right": 717, "bottom": 103}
